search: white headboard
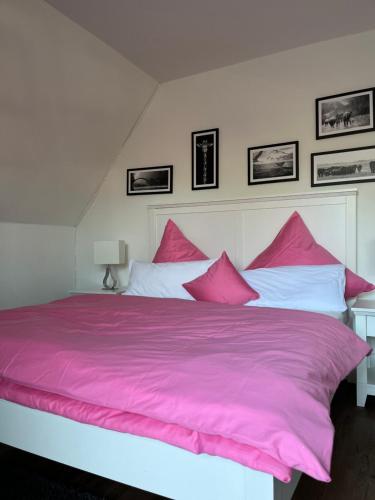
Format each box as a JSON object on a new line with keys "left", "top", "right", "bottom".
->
{"left": 148, "top": 189, "right": 357, "bottom": 270}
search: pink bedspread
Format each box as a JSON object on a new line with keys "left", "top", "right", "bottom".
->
{"left": 0, "top": 295, "right": 370, "bottom": 483}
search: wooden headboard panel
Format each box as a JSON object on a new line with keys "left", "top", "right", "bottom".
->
{"left": 148, "top": 189, "right": 357, "bottom": 270}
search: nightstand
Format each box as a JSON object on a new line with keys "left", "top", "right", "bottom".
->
{"left": 69, "top": 288, "right": 126, "bottom": 296}
{"left": 351, "top": 299, "right": 375, "bottom": 407}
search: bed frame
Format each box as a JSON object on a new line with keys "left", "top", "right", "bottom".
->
{"left": 0, "top": 189, "right": 357, "bottom": 500}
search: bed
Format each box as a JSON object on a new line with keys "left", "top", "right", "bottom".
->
{"left": 0, "top": 188, "right": 368, "bottom": 500}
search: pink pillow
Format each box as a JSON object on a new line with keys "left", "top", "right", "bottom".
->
{"left": 153, "top": 219, "right": 208, "bottom": 263}
{"left": 183, "top": 251, "right": 259, "bottom": 305}
{"left": 246, "top": 211, "right": 374, "bottom": 299}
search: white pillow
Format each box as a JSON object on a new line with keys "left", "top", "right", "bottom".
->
{"left": 125, "top": 259, "right": 216, "bottom": 300}
{"left": 241, "top": 264, "right": 347, "bottom": 313}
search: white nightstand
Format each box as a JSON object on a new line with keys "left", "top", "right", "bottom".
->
{"left": 69, "top": 288, "right": 126, "bottom": 295}
{"left": 351, "top": 299, "right": 375, "bottom": 407}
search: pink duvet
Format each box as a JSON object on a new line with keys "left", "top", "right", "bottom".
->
{"left": 0, "top": 295, "right": 370, "bottom": 483}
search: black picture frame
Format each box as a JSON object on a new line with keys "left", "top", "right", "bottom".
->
{"left": 311, "top": 145, "right": 375, "bottom": 187}
{"left": 247, "top": 141, "right": 299, "bottom": 185}
{"left": 126, "top": 165, "right": 173, "bottom": 195}
{"left": 191, "top": 128, "right": 219, "bottom": 190}
{"left": 315, "top": 88, "right": 375, "bottom": 140}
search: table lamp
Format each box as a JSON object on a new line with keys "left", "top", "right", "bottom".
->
{"left": 94, "top": 241, "right": 126, "bottom": 290}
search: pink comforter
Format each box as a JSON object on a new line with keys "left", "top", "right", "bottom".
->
{"left": 0, "top": 295, "right": 370, "bottom": 482}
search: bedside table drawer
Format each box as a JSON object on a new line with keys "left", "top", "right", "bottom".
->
{"left": 366, "top": 316, "right": 375, "bottom": 337}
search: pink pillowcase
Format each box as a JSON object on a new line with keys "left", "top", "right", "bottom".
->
{"left": 246, "top": 211, "right": 374, "bottom": 299}
{"left": 153, "top": 219, "right": 208, "bottom": 263}
{"left": 183, "top": 252, "right": 259, "bottom": 305}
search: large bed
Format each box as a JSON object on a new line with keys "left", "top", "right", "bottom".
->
{"left": 0, "top": 189, "right": 369, "bottom": 500}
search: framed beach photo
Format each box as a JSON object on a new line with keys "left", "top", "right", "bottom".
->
{"left": 311, "top": 145, "right": 375, "bottom": 187}
{"left": 248, "top": 141, "right": 299, "bottom": 185}
{"left": 127, "top": 165, "right": 173, "bottom": 195}
{"left": 316, "top": 88, "right": 375, "bottom": 139}
{"left": 192, "top": 128, "right": 219, "bottom": 190}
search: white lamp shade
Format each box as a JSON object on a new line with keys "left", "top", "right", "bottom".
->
{"left": 94, "top": 241, "right": 126, "bottom": 265}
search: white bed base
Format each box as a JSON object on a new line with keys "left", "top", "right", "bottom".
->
{"left": 0, "top": 189, "right": 357, "bottom": 500}
{"left": 0, "top": 400, "right": 300, "bottom": 500}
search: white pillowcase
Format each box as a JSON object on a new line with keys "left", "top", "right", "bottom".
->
{"left": 125, "top": 259, "right": 216, "bottom": 300}
{"left": 241, "top": 264, "right": 347, "bottom": 313}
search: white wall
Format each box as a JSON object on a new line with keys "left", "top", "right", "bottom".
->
{"left": 0, "top": 0, "right": 156, "bottom": 226}
{"left": 0, "top": 223, "right": 75, "bottom": 309}
{"left": 76, "top": 30, "right": 375, "bottom": 290}
{"left": 0, "top": 0, "right": 158, "bottom": 309}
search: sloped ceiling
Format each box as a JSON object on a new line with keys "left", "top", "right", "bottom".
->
{"left": 45, "top": 0, "right": 375, "bottom": 82}
{"left": 0, "top": 0, "right": 157, "bottom": 226}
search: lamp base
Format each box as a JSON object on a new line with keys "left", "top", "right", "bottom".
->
{"left": 103, "top": 265, "right": 118, "bottom": 290}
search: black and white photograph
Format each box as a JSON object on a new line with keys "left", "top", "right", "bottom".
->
{"left": 316, "top": 88, "right": 375, "bottom": 139}
{"left": 248, "top": 141, "right": 299, "bottom": 185}
{"left": 126, "top": 165, "right": 173, "bottom": 195}
{"left": 311, "top": 145, "right": 375, "bottom": 187}
{"left": 192, "top": 128, "right": 219, "bottom": 190}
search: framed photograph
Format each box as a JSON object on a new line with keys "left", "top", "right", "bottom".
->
{"left": 126, "top": 165, "right": 173, "bottom": 195}
{"left": 311, "top": 145, "right": 375, "bottom": 187}
{"left": 248, "top": 141, "right": 299, "bottom": 185}
{"left": 192, "top": 128, "right": 219, "bottom": 190}
{"left": 316, "top": 88, "right": 375, "bottom": 139}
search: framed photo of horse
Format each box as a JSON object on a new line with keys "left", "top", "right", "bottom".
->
{"left": 316, "top": 88, "right": 375, "bottom": 139}
{"left": 248, "top": 141, "right": 299, "bottom": 185}
{"left": 311, "top": 145, "right": 375, "bottom": 187}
